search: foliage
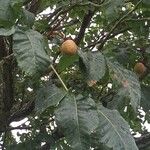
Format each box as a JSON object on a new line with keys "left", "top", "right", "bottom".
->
{"left": 0, "top": 0, "right": 150, "bottom": 150}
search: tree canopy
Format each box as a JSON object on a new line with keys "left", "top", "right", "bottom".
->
{"left": 0, "top": 0, "right": 150, "bottom": 150}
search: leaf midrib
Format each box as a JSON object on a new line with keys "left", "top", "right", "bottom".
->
{"left": 73, "top": 96, "right": 83, "bottom": 150}
{"left": 98, "top": 109, "right": 127, "bottom": 150}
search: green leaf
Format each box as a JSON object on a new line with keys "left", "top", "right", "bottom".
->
{"left": 107, "top": 87, "right": 129, "bottom": 111}
{"left": 57, "top": 54, "right": 79, "bottom": 72}
{"left": 94, "top": 105, "right": 138, "bottom": 150}
{"left": 145, "top": 47, "right": 150, "bottom": 54}
{"left": 0, "top": 26, "right": 15, "bottom": 36}
{"left": 13, "top": 27, "right": 50, "bottom": 75}
{"left": 0, "top": 0, "right": 22, "bottom": 27}
{"left": 55, "top": 95, "right": 99, "bottom": 150}
{"left": 128, "top": 20, "right": 149, "bottom": 38}
{"left": 107, "top": 59, "right": 141, "bottom": 111}
{"left": 143, "top": 0, "right": 150, "bottom": 5}
{"left": 78, "top": 50, "right": 106, "bottom": 81}
{"left": 19, "top": 9, "right": 35, "bottom": 27}
{"left": 35, "top": 83, "right": 67, "bottom": 114}
{"left": 141, "top": 85, "right": 150, "bottom": 112}
{"left": 102, "top": 0, "right": 124, "bottom": 20}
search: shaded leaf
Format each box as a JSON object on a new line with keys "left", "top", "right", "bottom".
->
{"left": 141, "top": 85, "right": 150, "bottom": 112}
{"left": 19, "top": 9, "right": 35, "bottom": 27}
{"left": 102, "top": 0, "right": 124, "bottom": 20}
{"left": 35, "top": 83, "right": 67, "bottom": 114}
{"left": 78, "top": 50, "right": 106, "bottom": 81}
{"left": 143, "top": 0, "right": 150, "bottom": 5}
{"left": 13, "top": 27, "right": 50, "bottom": 75}
{"left": 107, "top": 87, "right": 129, "bottom": 111}
{"left": 0, "top": 0, "right": 22, "bottom": 26}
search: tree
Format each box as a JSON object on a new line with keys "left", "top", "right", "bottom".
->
{"left": 0, "top": 0, "right": 150, "bottom": 149}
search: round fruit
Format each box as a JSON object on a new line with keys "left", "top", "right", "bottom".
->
{"left": 60, "top": 39, "right": 77, "bottom": 55}
{"left": 134, "top": 62, "right": 146, "bottom": 76}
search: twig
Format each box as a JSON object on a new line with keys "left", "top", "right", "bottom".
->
{"left": 56, "top": 19, "right": 80, "bottom": 30}
{"left": 8, "top": 126, "right": 32, "bottom": 131}
{"left": 47, "top": 7, "right": 62, "bottom": 22}
{"left": 48, "top": 1, "right": 104, "bottom": 34}
{"left": 49, "top": 6, "right": 74, "bottom": 27}
{"left": 84, "top": 27, "right": 130, "bottom": 49}
{"left": 0, "top": 53, "right": 14, "bottom": 66}
{"left": 126, "top": 17, "right": 150, "bottom": 21}
{"left": 50, "top": 64, "right": 68, "bottom": 91}
{"left": 51, "top": 13, "right": 68, "bottom": 31}
{"left": 98, "top": 0, "right": 143, "bottom": 50}
{"left": 73, "top": 1, "right": 105, "bottom": 8}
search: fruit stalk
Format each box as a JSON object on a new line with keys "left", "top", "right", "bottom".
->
{"left": 50, "top": 64, "right": 68, "bottom": 92}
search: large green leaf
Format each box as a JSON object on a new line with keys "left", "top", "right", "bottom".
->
{"left": 78, "top": 50, "right": 106, "bottom": 81}
{"left": 35, "top": 83, "right": 67, "bottom": 114}
{"left": 94, "top": 105, "right": 138, "bottom": 150}
{"left": 107, "top": 59, "right": 141, "bottom": 111}
{"left": 55, "top": 95, "right": 99, "bottom": 150}
{"left": 13, "top": 27, "right": 50, "bottom": 75}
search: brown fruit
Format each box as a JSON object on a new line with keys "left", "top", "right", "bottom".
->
{"left": 134, "top": 62, "right": 146, "bottom": 76}
{"left": 60, "top": 39, "right": 77, "bottom": 55}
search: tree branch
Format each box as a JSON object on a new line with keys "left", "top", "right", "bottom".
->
{"left": 85, "top": 27, "right": 131, "bottom": 49}
{"left": 2, "top": 37, "right": 14, "bottom": 112}
{"left": 98, "top": 0, "right": 143, "bottom": 50}
{"left": 75, "top": 10, "right": 95, "bottom": 45}
{"left": 0, "top": 37, "right": 14, "bottom": 131}
{"left": 47, "top": 7, "right": 62, "bottom": 22}
{"left": 23, "top": 0, "right": 32, "bottom": 5}
{"left": 27, "top": 0, "right": 40, "bottom": 14}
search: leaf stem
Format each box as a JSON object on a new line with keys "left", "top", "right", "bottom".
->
{"left": 50, "top": 64, "right": 68, "bottom": 92}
